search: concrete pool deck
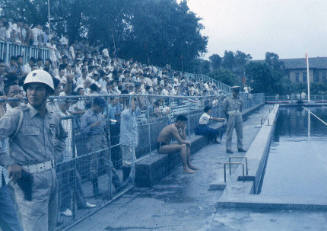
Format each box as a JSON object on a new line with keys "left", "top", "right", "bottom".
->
{"left": 68, "top": 105, "right": 327, "bottom": 231}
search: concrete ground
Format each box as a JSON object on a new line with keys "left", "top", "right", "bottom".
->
{"left": 69, "top": 106, "right": 327, "bottom": 231}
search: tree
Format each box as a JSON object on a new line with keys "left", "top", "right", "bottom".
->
{"left": 245, "top": 62, "right": 274, "bottom": 94}
{"left": 245, "top": 52, "right": 288, "bottom": 95}
{"left": 234, "top": 50, "right": 252, "bottom": 75}
{"left": 129, "top": 0, "right": 207, "bottom": 70}
{"left": 209, "top": 68, "right": 239, "bottom": 86}
{"left": 191, "top": 59, "right": 210, "bottom": 74}
{"left": 0, "top": 0, "right": 207, "bottom": 70}
{"left": 221, "top": 50, "right": 235, "bottom": 70}
{"left": 209, "top": 54, "right": 222, "bottom": 71}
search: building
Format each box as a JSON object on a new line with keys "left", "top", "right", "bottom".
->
{"left": 282, "top": 57, "right": 327, "bottom": 84}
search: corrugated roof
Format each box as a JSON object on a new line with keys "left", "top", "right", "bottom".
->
{"left": 281, "top": 57, "right": 327, "bottom": 69}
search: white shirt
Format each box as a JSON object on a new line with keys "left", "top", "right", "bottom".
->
{"left": 23, "top": 63, "right": 31, "bottom": 74}
{"left": 199, "top": 112, "right": 211, "bottom": 125}
{"left": 59, "top": 111, "right": 73, "bottom": 161}
{"left": 0, "top": 139, "right": 9, "bottom": 188}
{"left": 31, "top": 27, "right": 42, "bottom": 46}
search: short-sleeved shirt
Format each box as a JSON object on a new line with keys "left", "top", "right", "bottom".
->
{"left": 0, "top": 104, "right": 67, "bottom": 166}
{"left": 199, "top": 112, "right": 211, "bottom": 125}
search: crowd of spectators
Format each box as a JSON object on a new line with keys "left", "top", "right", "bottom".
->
{"left": 0, "top": 18, "right": 49, "bottom": 47}
{"left": 0, "top": 18, "right": 227, "bottom": 121}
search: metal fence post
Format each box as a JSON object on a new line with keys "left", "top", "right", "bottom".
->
{"left": 187, "top": 98, "right": 191, "bottom": 136}
{"left": 106, "top": 97, "right": 113, "bottom": 199}
{"left": 147, "top": 96, "right": 152, "bottom": 153}
{"left": 5, "top": 42, "right": 9, "bottom": 63}
{"left": 71, "top": 116, "right": 77, "bottom": 220}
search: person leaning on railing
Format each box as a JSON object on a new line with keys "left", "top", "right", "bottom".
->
{"left": 120, "top": 96, "right": 138, "bottom": 185}
{"left": 80, "top": 97, "right": 122, "bottom": 197}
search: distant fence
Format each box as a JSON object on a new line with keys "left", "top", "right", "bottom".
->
{"left": 0, "top": 41, "right": 50, "bottom": 64}
{"left": 266, "top": 95, "right": 327, "bottom": 104}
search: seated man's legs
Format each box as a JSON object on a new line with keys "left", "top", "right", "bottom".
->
{"left": 159, "top": 144, "right": 195, "bottom": 173}
{"left": 185, "top": 145, "right": 198, "bottom": 170}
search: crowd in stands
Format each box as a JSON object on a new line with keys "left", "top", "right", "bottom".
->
{"left": 0, "top": 18, "right": 49, "bottom": 46}
{"left": 0, "top": 18, "right": 227, "bottom": 121}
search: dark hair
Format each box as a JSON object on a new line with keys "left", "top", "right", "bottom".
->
{"left": 204, "top": 106, "right": 211, "bottom": 113}
{"left": 89, "top": 83, "right": 99, "bottom": 92}
{"left": 176, "top": 115, "right": 187, "bottom": 122}
{"left": 4, "top": 78, "right": 19, "bottom": 95}
{"left": 59, "top": 64, "right": 67, "bottom": 71}
{"left": 92, "top": 97, "right": 106, "bottom": 107}
{"left": 53, "top": 77, "right": 60, "bottom": 89}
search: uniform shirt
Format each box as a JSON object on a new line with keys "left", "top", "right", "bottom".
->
{"left": 199, "top": 112, "right": 211, "bottom": 125}
{"left": 0, "top": 104, "right": 66, "bottom": 166}
{"left": 223, "top": 96, "right": 243, "bottom": 115}
{"left": 120, "top": 108, "right": 138, "bottom": 147}
{"left": 0, "top": 104, "right": 22, "bottom": 187}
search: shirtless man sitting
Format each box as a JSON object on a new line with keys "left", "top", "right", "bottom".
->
{"left": 157, "top": 115, "right": 198, "bottom": 173}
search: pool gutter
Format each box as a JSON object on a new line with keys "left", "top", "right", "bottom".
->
{"left": 246, "top": 104, "right": 279, "bottom": 194}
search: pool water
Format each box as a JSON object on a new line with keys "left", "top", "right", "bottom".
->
{"left": 259, "top": 107, "right": 327, "bottom": 198}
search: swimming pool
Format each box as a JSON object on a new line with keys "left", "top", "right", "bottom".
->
{"left": 259, "top": 106, "right": 327, "bottom": 198}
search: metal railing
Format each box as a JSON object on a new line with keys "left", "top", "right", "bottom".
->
{"left": 265, "top": 94, "right": 327, "bottom": 103}
{"left": 0, "top": 93, "right": 264, "bottom": 230}
{"left": 0, "top": 41, "right": 50, "bottom": 64}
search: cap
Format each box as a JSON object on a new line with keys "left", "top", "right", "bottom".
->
{"left": 231, "top": 86, "right": 240, "bottom": 91}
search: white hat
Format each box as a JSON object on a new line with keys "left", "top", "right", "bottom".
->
{"left": 24, "top": 69, "right": 54, "bottom": 93}
{"left": 231, "top": 86, "right": 240, "bottom": 91}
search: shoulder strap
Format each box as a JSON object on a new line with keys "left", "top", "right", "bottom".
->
{"left": 12, "top": 110, "right": 24, "bottom": 138}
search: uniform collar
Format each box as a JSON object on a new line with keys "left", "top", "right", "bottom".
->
{"left": 27, "top": 104, "right": 49, "bottom": 118}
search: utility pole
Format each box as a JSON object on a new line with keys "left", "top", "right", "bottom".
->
{"left": 306, "top": 53, "right": 310, "bottom": 102}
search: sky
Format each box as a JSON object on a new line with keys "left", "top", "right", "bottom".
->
{"left": 184, "top": 0, "right": 327, "bottom": 60}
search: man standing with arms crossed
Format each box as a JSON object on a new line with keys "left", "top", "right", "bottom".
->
{"left": 223, "top": 86, "right": 246, "bottom": 153}
{"left": 0, "top": 70, "right": 66, "bottom": 231}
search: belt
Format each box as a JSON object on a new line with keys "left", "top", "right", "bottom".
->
{"left": 23, "top": 160, "right": 54, "bottom": 174}
{"left": 227, "top": 110, "right": 241, "bottom": 115}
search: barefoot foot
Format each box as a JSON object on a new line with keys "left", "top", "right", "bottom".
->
{"left": 189, "top": 165, "right": 199, "bottom": 170}
{"left": 184, "top": 168, "right": 195, "bottom": 174}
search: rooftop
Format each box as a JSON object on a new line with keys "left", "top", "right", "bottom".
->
{"left": 281, "top": 57, "right": 327, "bottom": 70}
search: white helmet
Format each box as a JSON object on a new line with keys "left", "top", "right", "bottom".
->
{"left": 24, "top": 70, "right": 54, "bottom": 93}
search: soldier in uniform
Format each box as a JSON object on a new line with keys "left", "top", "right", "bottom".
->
{"left": 223, "top": 86, "right": 246, "bottom": 153}
{"left": 0, "top": 70, "right": 66, "bottom": 231}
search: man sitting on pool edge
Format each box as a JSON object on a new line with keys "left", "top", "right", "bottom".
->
{"left": 157, "top": 115, "right": 198, "bottom": 174}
